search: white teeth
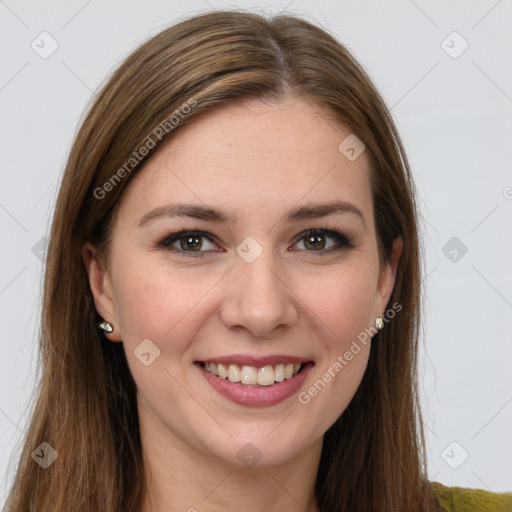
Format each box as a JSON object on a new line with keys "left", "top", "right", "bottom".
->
{"left": 274, "top": 363, "right": 285, "bottom": 382}
{"left": 218, "top": 363, "right": 228, "bottom": 379}
{"left": 202, "top": 361, "right": 304, "bottom": 385}
{"left": 257, "top": 365, "right": 275, "bottom": 386}
{"left": 240, "top": 365, "right": 257, "bottom": 385}
{"left": 227, "top": 364, "right": 241, "bottom": 382}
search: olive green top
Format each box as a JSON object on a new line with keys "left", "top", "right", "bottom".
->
{"left": 432, "top": 481, "right": 512, "bottom": 511}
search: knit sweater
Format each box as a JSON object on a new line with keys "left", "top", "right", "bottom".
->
{"left": 432, "top": 481, "right": 512, "bottom": 511}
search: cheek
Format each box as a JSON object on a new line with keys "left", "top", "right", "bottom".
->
{"left": 295, "top": 263, "right": 376, "bottom": 427}
{"left": 112, "top": 249, "right": 379, "bottom": 347}
{"left": 300, "top": 259, "right": 379, "bottom": 345}
{"left": 110, "top": 259, "right": 209, "bottom": 398}
{"left": 111, "top": 255, "right": 220, "bottom": 348}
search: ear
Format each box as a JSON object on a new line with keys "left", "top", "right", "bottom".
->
{"left": 82, "top": 242, "right": 122, "bottom": 342}
{"left": 374, "top": 236, "right": 403, "bottom": 317}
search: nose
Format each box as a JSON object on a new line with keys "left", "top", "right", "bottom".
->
{"left": 219, "top": 249, "right": 299, "bottom": 338}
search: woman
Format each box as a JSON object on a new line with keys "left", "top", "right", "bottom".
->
{"left": 4, "top": 9, "right": 512, "bottom": 512}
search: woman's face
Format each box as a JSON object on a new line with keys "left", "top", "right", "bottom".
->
{"left": 84, "top": 95, "right": 401, "bottom": 468}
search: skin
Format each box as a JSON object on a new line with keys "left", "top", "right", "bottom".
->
{"left": 83, "top": 95, "right": 402, "bottom": 512}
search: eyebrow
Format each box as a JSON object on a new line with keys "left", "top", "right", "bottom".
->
{"left": 138, "top": 200, "right": 367, "bottom": 229}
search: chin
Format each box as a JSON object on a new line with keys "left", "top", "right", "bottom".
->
{"left": 198, "top": 423, "right": 316, "bottom": 470}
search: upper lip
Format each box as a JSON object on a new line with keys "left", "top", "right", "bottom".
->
{"left": 195, "top": 355, "right": 312, "bottom": 366}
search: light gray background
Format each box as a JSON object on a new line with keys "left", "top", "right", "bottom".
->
{"left": 1, "top": 0, "right": 511, "bottom": 506}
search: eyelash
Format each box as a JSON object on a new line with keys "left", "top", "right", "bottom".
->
{"left": 156, "top": 228, "right": 355, "bottom": 257}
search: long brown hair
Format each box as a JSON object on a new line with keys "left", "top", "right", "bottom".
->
{"left": 5, "top": 9, "right": 435, "bottom": 511}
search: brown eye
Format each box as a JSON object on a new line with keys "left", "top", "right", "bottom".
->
{"left": 303, "top": 233, "right": 327, "bottom": 250}
{"left": 294, "top": 229, "right": 354, "bottom": 253}
{"left": 157, "top": 230, "right": 219, "bottom": 257}
{"left": 179, "top": 235, "right": 203, "bottom": 252}
{"left": 157, "top": 228, "right": 354, "bottom": 258}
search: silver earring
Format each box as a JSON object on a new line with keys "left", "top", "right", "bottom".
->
{"left": 98, "top": 320, "right": 113, "bottom": 333}
{"left": 375, "top": 316, "right": 384, "bottom": 330}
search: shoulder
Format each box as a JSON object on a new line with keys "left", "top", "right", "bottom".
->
{"left": 431, "top": 481, "right": 512, "bottom": 512}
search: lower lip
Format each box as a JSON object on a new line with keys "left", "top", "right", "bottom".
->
{"left": 196, "top": 362, "right": 314, "bottom": 407}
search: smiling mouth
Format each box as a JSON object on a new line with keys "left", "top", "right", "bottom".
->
{"left": 197, "top": 361, "right": 312, "bottom": 387}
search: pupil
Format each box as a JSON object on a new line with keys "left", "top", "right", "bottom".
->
{"left": 306, "top": 234, "right": 324, "bottom": 250}
{"left": 182, "top": 236, "right": 201, "bottom": 251}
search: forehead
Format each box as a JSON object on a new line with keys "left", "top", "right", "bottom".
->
{"left": 116, "top": 96, "right": 374, "bottom": 228}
